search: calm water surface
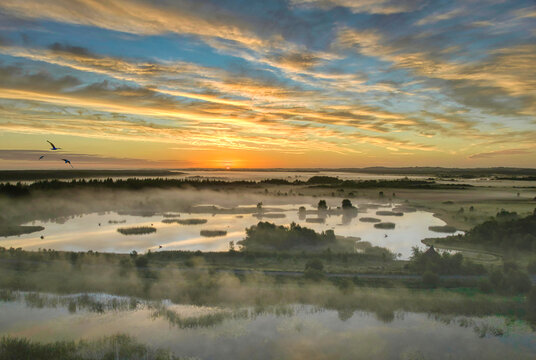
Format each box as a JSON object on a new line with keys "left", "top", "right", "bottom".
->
{"left": 0, "top": 291, "right": 535, "bottom": 360}
{"left": 0, "top": 203, "right": 461, "bottom": 259}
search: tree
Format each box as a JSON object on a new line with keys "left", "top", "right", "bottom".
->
{"left": 317, "top": 200, "right": 327, "bottom": 211}
{"left": 342, "top": 199, "right": 353, "bottom": 209}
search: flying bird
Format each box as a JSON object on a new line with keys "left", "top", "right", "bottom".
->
{"left": 47, "top": 140, "right": 61, "bottom": 150}
{"left": 39, "top": 155, "right": 45, "bottom": 160}
{"left": 61, "top": 159, "right": 73, "bottom": 167}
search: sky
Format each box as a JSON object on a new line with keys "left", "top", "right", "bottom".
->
{"left": 0, "top": 0, "right": 534, "bottom": 169}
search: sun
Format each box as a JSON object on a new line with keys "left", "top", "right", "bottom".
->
{"left": 221, "top": 160, "right": 233, "bottom": 169}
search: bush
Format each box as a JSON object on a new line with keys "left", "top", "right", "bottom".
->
{"left": 304, "top": 259, "right": 324, "bottom": 280}
{"left": 527, "top": 260, "right": 536, "bottom": 274}
{"left": 478, "top": 279, "right": 493, "bottom": 293}
{"left": 444, "top": 212, "right": 536, "bottom": 251}
{"left": 487, "top": 267, "right": 532, "bottom": 294}
{"left": 134, "top": 256, "right": 149, "bottom": 268}
{"left": 317, "top": 200, "right": 328, "bottom": 210}
{"left": 408, "top": 247, "right": 485, "bottom": 275}
{"left": 527, "top": 287, "right": 536, "bottom": 321}
{"left": 422, "top": 271, "right": 440, "bottom": 288}
{"left": 342, "top": 199, "right": 353, "bottom": 209}
{"left": 239, "top": 222, "right": 335, "bottom": 251}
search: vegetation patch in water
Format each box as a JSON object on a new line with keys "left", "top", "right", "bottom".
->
{"left": 239, "top": 221, "right": 335, "bottom": 251}
{"left": 200, "top": 230, "right": 227, "bottom": 237}
{"left": 108, "top": 220, "right": 126, "bottom": 224}
{"left": 253, "top": 213, "right": 286, "bottom": 219}
{"left": 392, "top": 206, "right": 417, "bottom": 213}
{"left": 162, "top": 213, "right": 180, "bottom": 218}
{"left": 374, "top": 222, "right": 396, "bottom": 229}
{"left": 162, "top": 218, "right": 207, "bottom": 225}
{"left": 117, "top": 210, "right": 155, "bottom": 217}
{"left": 117, "top": 226, "right": 156, "bottom": 235}
{"left": 0, "top": 334, "right": 177, "bottom": 360}
{"left": 429, "top": 225, "right": 457, "bottom": 233}
{"left": 176, "top": 219, "right": 207, "bottom": 225}
{"left": 376, "top": 211, "right": 404, "bottom": 216}
{"left": 359, "top": 217, "right": 381, "bottom": 223}
{"left": 0, "top": 225, "right": 44, "bottom": 237}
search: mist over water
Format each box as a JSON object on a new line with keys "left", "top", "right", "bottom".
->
{"left": 0, "top": 291, "right": 534, "bottom": 360}
{"left": 0, "top": 201, "right": 459, "bottom": 258}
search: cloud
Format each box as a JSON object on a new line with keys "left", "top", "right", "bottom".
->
{"left": 469, "top": 148, "right": 534, "bottom": 159}
{"left": 290, "top": 0, "right": 424, "bottom": 14}
{"left": 335, "top": 28, "right": 536, "bottom": 116}
{"left": 268, "top": 52, "right": 320, "bottom": 71}
{"left": 0, "top": 0, "right": 287, "bottom": 56}
{"left": 0, "top": 149, "right": 180, "bottom": 167}
{"left": 416, "top": 8, "right": 464, "bottom": 26}
{"left": 48, "top": 42, "right": 95, "bottom": 57}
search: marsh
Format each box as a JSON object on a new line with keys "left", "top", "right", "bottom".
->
{"left": 1, "top": 290, "right": 535, "bottom": 360}
{"left": 0, "top": 201, "right": 461, "bottom": 259}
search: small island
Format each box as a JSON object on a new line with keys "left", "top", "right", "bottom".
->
{"left": 239, "top": 221, "right": 335, "bottom": 251}
{"left": 200, "top": 230, "right": 228, "bottom": 237}
{"left": 374, "top": 222, "right": 396, "bottom": 229}
{"left": 117, "top": 226, "right": 156, "bottom": 235}
{"left": 253, "top": 213, "right": 286, "bottom": 219}
{"left": 376, "top": 211, "right": 404, "bottom": 216}
{"left": 108, "top": 220, "right": 126, "bottom": 224}
{"left": 162, "top": 218, "right": 207, "bottom": 225}
{"left": 0, "top": 225, "right": 45, "bottom": 237}
{"left": 359, "top": 217, "right": 381, "bottom": 223}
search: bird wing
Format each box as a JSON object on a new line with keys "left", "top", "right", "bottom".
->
{"left": 47, "top": 140, "right": 55, "bottom": 148}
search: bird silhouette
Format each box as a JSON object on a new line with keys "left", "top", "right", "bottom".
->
{"left": 61, "top": 159, "right": 73, "bottom": 167}
{"left": 39, "top": 155, "right": 45, "bottom": 160}
{"left": 47, "top": 140, "right": 61, "bottom": 150}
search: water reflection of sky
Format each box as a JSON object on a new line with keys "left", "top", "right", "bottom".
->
{"left": 0, "top": 292, "right": 534, "bottom": 360}
{"left": 0, "top": 204, "right": 462, "bottom": 259}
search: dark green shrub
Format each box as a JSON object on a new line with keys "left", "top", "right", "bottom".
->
{"left": 422, "top": 271, "right": 440, "bottom": 288}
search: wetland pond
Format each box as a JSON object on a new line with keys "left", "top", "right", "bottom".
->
{"left": 0, "top": 203, "right": 462, "bottom": 259}
{"left": 0, "top": 291, "right": 535, "bottom": 359}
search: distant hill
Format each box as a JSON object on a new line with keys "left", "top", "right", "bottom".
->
{"left": 341, "top": 167, "right": 536, "bottom": 177}
{"left": 172, "top": 167, "right": 536, "bottom": 177}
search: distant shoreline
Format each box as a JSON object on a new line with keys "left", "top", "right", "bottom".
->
{"left": 1, "top": 166, "right": 536, "bottom": 181}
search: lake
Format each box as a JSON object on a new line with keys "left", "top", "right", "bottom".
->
{"left": 0, "top": 291, "right": 534, "bottom": 360}
{"left": 0, "top": 203, "right": 462, "bottom": 259}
